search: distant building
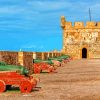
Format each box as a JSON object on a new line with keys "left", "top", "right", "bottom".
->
{"left": 61, "top": 16, "right": 100, "bottom": 59}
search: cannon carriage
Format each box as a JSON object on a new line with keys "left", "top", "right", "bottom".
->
{"left": 0, "top": 71, "right": 38, "bottom": 93}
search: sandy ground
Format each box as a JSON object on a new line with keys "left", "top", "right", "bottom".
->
{"left": 1, "top": 59, "right": 100, "bottom": 100}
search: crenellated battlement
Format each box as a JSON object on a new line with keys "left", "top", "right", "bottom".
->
{"left": 61, "top": 16, "right": 100, "bottom": 29}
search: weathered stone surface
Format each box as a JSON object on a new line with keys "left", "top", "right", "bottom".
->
{"left": 18, "top": 52, "right": 33, "bottom": 74}
{"left": 36, "top": 52, "right": 42, "bottom": 59}
{"left": 61, "top": 16, "right": 100, "bottom": 59}
{"left": 0, "top": 51, "right": 18, "bottom": 65}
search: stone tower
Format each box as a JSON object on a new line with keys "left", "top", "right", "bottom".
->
{"left": 61, "top": 16, "right": 100, "bottom": 59}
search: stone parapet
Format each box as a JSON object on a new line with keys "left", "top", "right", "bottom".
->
{"left": 0, "top": 51, "right": 18, "bottom": 65}
{"left": 61, "top": 16, "right": 100, "bottom": 29}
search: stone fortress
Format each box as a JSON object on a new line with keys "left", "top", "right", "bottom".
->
{"left": 1, "top": 16, "right": 100, "bottom": 73}
{"left": 61, "top": 16, "right": 100, "bottom": 59}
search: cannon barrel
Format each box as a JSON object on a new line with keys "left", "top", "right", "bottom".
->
{"left": 0, "top": 62, "right": 29, "bottom": 75}
{"left": 33, "top": 59, "right": 54, "bottom": 65}
{"left": 48, "top": 55, "right": 70, "bottom": 62}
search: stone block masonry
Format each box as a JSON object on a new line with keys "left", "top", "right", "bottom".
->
{"left": 18, "top": 52, "right": 33, "bottom": 74}
{"left": 0, "top": 51, "right": 18, "bottom": 65}
{"left": 61, "top": 16, "right": 100, "bottom": 59}
{"left": 0, "top": 51, "right": 62, "bottom": 74}
{"left": 0, "top": 51, "right": 33, "bottom": 74}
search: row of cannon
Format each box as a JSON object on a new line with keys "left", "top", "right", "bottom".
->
{"left": 33, "top": 55, "right": 72, "bottom": 74}
{"left": 0, "top": 54, "right": 72, "bottom": 93}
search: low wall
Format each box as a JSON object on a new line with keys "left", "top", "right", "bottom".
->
{"left": 33, "top": 52, "right": 62, "bottom": 60}
{"left": 0, "top": 51, "right": 18, "bottom": 65}
{"left": 18, "top": 52, "right": 33, "bottom": 74}
{"left": 0, "top": 51, "right": 62, "bottom": 74}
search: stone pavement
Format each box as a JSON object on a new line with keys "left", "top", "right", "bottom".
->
{"left": 1, "top": 59, "right": 100, "bottom": 100}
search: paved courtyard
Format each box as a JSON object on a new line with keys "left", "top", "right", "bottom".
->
{"left": 1, "top": 59, "right": 100, "bottom": 100}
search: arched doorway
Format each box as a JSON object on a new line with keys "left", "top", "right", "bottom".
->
{"left": 82, "top": 48, "right": 87, "bottom": 58}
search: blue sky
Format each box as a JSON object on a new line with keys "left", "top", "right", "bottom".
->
{"left": 0, "top": 0, "right": 100, "bottom": 52}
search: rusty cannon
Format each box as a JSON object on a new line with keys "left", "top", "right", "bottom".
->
{"left": 48, "top": 55, "right": 71, "bottom": 64}
{"left": 0, "top": 71, "right": 38, "bottom": 93}
{"left": 33, "top": 59, "right": 56, "bottom": 74}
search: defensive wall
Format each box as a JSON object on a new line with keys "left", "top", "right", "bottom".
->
{"left": 0, "top": 51, "right": 62, "bottom": 74}
{"left": 61, "top": 16, "right": 100, "bottom": 29}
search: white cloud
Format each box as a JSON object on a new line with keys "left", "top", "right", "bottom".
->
{"left": 26, "top": 0, "right": 99, "bottom": 15}
{"left": 0, "top": 6, "right": 25, "bottom": 14}
{"left": 90, "top": 4, "right": 100, "bottom": 12}
{"left": 21, "top": 43, "right": 44, "bottom": 50}
{"left": 22, "top": 45, "right": 36, "bottom": 49}
{"left": 28, "top": 1, "right": 72, "bottom": 11}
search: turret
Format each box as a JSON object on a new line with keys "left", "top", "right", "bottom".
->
{"left": 61, "top": 16, "right": 66, "bottom": 29}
